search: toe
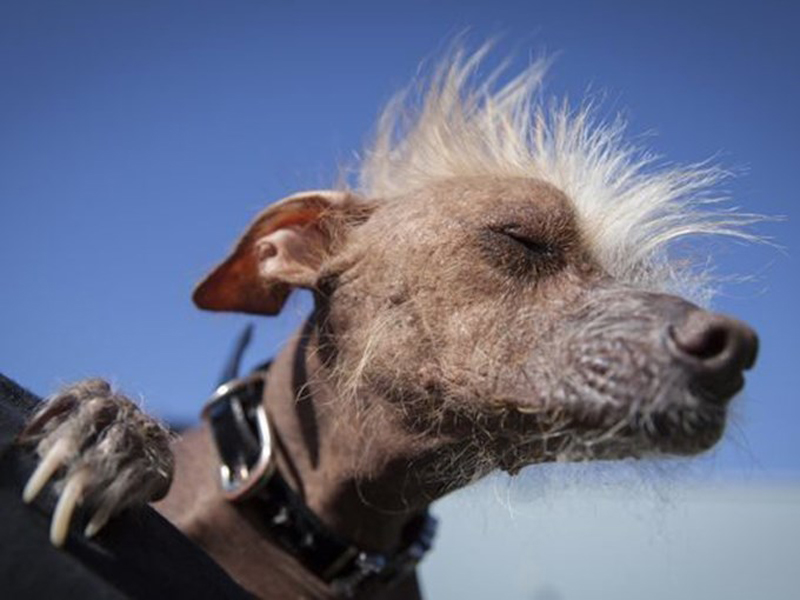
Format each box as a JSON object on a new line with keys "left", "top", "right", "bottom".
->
{"left": 23, "top": 437, "right": 72, "bottom": 504}
{"left": 50, "top": 469, "right": 88, "bottom": 547}
{"left": 84, "top": 500, "right": 114, "bottom": 539}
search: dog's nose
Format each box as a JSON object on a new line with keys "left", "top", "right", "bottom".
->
{"left": 668, "top": 310, "right": 759, "bottom": 400}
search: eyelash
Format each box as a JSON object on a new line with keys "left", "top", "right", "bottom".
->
{"left": 493, "top": 226, "right": 556, "bottom": 258}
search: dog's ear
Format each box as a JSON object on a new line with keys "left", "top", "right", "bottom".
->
{"left": 193, "top": 190, "right": 371, "bottom": 315}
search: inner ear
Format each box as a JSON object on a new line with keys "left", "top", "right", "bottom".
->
{"left": 193, "top": 190, "right": 369, "bottom": 316}
{"left": 254, "top": 221, "right": 329, "bottom": 287}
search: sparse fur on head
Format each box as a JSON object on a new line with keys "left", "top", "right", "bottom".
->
{"left": 357, "top": 43, "right": 761, "bottom": 304}
{"left": 294, "top": 44, "right": 763, "bottom": 489}
{"left": 186, "top": 39, "right": 760, "bottom": 524}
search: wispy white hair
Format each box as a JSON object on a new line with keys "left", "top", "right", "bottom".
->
{"left": 357, "top": 44, "right": 760, "bottom": 304}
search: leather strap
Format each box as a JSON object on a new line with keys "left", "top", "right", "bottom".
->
{"left": 202, "top": 327, "right": 437, "bottom": 597}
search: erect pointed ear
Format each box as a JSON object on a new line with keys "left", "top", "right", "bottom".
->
{"left": 193, "top": 190, "right": 371, "bottom": 315}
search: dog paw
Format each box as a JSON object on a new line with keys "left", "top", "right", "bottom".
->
{"left": 17, "top": 378, "right": 175, "bottom": 546}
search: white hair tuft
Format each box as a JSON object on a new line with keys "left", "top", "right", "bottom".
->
{"left": 357, "top": 44, "right": 762, "bottom": 304}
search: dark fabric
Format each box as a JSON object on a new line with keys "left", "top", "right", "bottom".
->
{"left": 0, "top": 374, "right": 253, "bottom": 600}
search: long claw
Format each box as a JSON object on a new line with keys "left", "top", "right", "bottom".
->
{"left": 50, "top": 470, "right": 87, "bottom": 547}
{"left": 84, "top": 502, "right": 114, "bottom": 539}
{"left": 23, "top": 438, "right": 71, "bottom": 504}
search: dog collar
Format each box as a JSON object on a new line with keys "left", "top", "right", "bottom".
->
{"left": 201, "top": 327, "right": 437, "bottom": 597}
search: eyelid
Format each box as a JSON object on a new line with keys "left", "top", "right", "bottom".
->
{"left": 490, "top": 224, "right": 556, "bottom": 256}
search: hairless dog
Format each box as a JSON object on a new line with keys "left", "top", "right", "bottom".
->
{"left": 17, "top": 45, "right": 759, "bottom": 599}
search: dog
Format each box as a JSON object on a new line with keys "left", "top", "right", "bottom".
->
{"left": 17, "top": 45, "right": 759, "bottom": 599}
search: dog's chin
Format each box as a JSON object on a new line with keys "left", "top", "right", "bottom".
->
{"left": 493, "top": 409, "right": 727, "bottom": 476}
{"left": 641, "top": 410, "right": 727, "bottom": 456}
{"left": 580, "top": 398, "right": 730, "bottom": 461}
{"left": 531, "top": 389, "right": 732, "bottom": 463}
{"left": 644, "top": 379, "right": 743, "bottom": 457}
{"left": 484, "top": 380, "right": 740, "bottom": 473}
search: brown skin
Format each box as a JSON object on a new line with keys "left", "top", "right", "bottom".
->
{"left": 155, "top": 176, "right": 757, "bottom": 599}
{"left": 156, "top": 327, "right": 427, "bottom": 600}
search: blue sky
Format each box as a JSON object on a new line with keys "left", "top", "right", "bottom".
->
{"left": 1, "top": 0, "right": 797, "bottom": 478}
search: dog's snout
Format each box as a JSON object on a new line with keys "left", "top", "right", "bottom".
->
{"left": 670, "top": 311, "right": 758, "bottom": 370}
{"left": 668, "top": 310, "right": 758, "bottom": 399}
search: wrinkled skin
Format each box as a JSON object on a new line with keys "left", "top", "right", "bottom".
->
{"left": 316, "top": 177, "right": 756, "bottom": 479}
{"left": 19, "top": 175, "right": 758, "bottom": 600}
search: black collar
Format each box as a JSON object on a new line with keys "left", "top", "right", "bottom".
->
{"left": 201, "top": 326, "right": 437, "bottom": 597}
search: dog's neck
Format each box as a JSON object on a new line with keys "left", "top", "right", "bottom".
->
{"left": 262, "top": 321, "right": 446, "bottom": 554}
{"left": 157, "top": 319, "right": 447, "bottom": 599}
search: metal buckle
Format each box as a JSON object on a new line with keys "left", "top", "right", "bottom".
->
{"left": 201, "top": 372, "right": 275, "bottom": 501}
{"left": 330, "top": 514, "right": 438, "bottom": 596}
{"left": 331, "top": 552, "right": 386, "bottom": 597}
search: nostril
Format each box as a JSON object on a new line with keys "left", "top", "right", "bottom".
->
{"left": 671, "top": 323, "right": 730, "bottom": 361}
{"left": 661, "top": 305, "right": 758, "bottom": 404}
{"left": 668, "top": 311, "right": 758, "bottom": 373}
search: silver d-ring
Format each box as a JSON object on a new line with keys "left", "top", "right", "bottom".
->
{"left": 202, "top": 372, "right": 275, "bottom": 501}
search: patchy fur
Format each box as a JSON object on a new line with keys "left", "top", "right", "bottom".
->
{"left": 358, "top": 44, "right": 761, "bottom": 303}
{"left": 17, "top": 42, "right": 761, "bottom": 600}
{"left": 18, "top": 379, "right": 174, "bottom": 544}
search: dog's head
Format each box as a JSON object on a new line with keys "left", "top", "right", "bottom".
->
{"left": 193, "top": 49, "right": 759, "bottom": 478}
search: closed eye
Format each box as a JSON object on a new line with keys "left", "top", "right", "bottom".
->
{"left": 492, "top": 225, "right": 556, "bottom": 258}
